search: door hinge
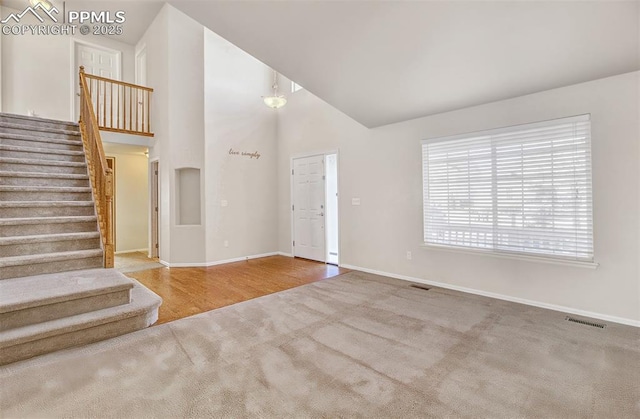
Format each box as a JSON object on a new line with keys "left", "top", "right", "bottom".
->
{"left": 292, "top": 169, "right": 294, "bottom": 175}
{"left": 155, "top": 170, "right": 158, "bottom": 175}
{"left": 155, "top": 243, "right": 159, "bottom": 248}
{"left": 292, "top": 204, "right": 294, "bottom": 211}
{"left": 293, "top": 240, "right": 295, "bottom": 247}
{"left": 322, "top": 175, "right": 325, "bottom": 180}
{"left": 155, "top": 207, "right": 158, "bottom": 212}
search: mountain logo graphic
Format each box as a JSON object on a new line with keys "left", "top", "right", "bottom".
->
{"left": 1, "top": 3, "right": 59, "bottom": 24}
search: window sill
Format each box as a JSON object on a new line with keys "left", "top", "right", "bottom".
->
{"left": 420, "top": 243, "right": 599, "bottom": 269}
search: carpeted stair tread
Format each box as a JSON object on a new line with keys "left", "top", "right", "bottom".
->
{"left": 0, "top": 249, "right": 103, "bottom": 268}
{"left": 0, "top": 201, "right": 96, "bottom": 218}
{"left": 0, "top": 201, "right": 94, "bottom": 208}
{"left": 0, "top": 133, "right": 82, "bottom": 146}
{"left": 0, "top": 144, "right": 85, "bottom": 156}
{"left": 0, "top": 122, "right": 80, "bottom": 136}
{"left": 0, "top": 171, "right": 89, "bottom": 180}
{"left": 0, "top": 113, "right": 78, "bottom": 127}
{"left": 0, "top": 157, "right": 86, "bottom": 167}
{"left": 0, "top": 231, "right": 100, "bottom": 246}
{"left": 0, "top": 185, "right": 92, "bottom": 193}
{"left": 0, "top": 268, "right": 132, "bottom": 314}
{"left": 0, "top": 215, "right": 97, "bottom": 226}
{"left": 0, "top": 278, "right": 161, "bottom": 349}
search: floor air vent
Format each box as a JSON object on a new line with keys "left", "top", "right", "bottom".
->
{"left": 409, "top": 284, "right": 431, "bottom": 291}
{"left": 565, "top": 316, "right": 606, "bottom": 329}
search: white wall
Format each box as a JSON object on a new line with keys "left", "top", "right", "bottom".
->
{"left": 136, "top": 5, "right": 170, "bottom": 263}
{"left": 1, "top": 6, "right": 134, "bottom": 121}
{"left": 165, "top": 5, "right": 206, "bottom": 264}
{"left": 103, "top": 146, "right": 149, "bottom": 253}
{"left": 203, "top": 29, "right": 278, "bottom": 263}
{"left": 139, "top": 5, "right": 277, "bottom": 266}
{"left": 137, "top": 4, "right": 205, "bottom": 265}
{"left": 0, "top": 12, "right": 3, "bottom": 112}
{"left": 277, "top": 71, "right": 640, "bottom": 325}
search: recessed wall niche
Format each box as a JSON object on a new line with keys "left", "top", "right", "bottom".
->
{"left": 175, "top": 167, "right": 201, "bottom": 225}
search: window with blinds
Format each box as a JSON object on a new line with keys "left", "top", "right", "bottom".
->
{"left": 422, "top": 115, "right": 593, "bottom": 262}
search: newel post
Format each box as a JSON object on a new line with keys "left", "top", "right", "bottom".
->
{"left": 104, "top": 167, "right": 115, "bottom": 268}
{"left": 78, "top": 66, "right": 85, "bottom": 124}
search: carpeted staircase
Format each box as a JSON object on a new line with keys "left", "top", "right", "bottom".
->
{"left": 0, "top": 113, "right": 103, "bottom": 279}
{"left": 0, "top": 113, "right": 161, "bottom": 365}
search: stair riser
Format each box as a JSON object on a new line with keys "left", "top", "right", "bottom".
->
{"left": 0, "top": 256, "right": 103, "bottom": 280}
{"left": 0, "top": 238, "right": 101, "bottom": 257}
{"left": 0, "top": 191, "right": 93, "bottom": 202}
{"left": 0, "top": 221, "right": 98, "bottom": 237}
{"left": 0, "top": 126, "right": 80, "bottom": 141}
{"left": 0, "top": 177, "right": 89, "bottom": 187}
{"left": 0, "top": 115, "right": 78, "bottom": 131}
{"left": 0, "top": 137, "right": 83, "bottom": 152}
{"left": 0, "top": 289, "right": 129, "bottom": 331}
{"left": 1, "top": 150, "right": 85, "bottom": 163}
{"left": 0, "top": 206, "right": 95, "bottom": 218}
{"left": 0, "top": 162, "right": 88, "bottom": 175}
{"left": 0, "top": 309, "right": 156, "bottom": 365}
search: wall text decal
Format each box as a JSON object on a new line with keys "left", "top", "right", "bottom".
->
{"left": 228, "top": 148, "right": 261, "bottom": 159}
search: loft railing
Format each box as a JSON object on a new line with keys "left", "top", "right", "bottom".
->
{"left": 78, "top": 66, "right": 114, "bottom": 268}
{"left": 81, "top": 68, "right": 154, "bottom": 137}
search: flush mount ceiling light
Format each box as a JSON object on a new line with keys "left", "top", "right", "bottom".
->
{"left": 263, "top": 70, "right": 287, "bottom": 109}
{"left": 29, "top": 0, "right": 54, "bottom": 10}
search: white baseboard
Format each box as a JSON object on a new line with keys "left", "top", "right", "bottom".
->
{"left": 159, "top": 252, "right": 281, "bottom": 268}
{"left": 115, "top": 248, "right": 148, "bottom": 255}
{"left": 277, "top": 252, "right": 293, "bottom": 257}
{"left": 340, "top": 264, "right": 640, "bottom": 328}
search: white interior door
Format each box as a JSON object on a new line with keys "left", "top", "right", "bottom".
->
{"left": 293, "top": 155, "right": 326, "bottom": 262}
{"left": 135, "top": 48, "right": 147, "bottom": 132}
{"left": 74, "top": 42, "right": 120, "bottom": 121}
{"left": 136, "top": 47, "right": 147, "bottom": 86}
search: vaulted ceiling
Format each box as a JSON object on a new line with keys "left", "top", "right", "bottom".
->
{"left": 4, "top": 0, "right": 637, "bottom": 127}
{"left": 169, "top": 0, "right": 639, "bottom": 128}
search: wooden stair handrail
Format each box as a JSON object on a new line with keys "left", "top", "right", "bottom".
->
{"left": 82, "top": 71, "right": 154, "bottom": 137}
{"left": 82, "top": 73, "right": 154, "bottom": 92}
{"left": 78, "top": 66, "right": 114, "bottom": 268}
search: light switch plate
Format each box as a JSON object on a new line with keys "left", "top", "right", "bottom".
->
{"left": 221, "top": 200, "right": 228, "bottom": 207}
{"left": 352, "top": 198, "right": 361, "bottom": 206}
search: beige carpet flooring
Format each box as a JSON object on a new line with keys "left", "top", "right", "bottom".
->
{"left": 1, "top": 271, "right": 638, "bottom": 418}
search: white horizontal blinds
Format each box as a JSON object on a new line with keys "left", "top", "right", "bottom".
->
{"left": 493, "top": 118, "right": 593, "bottom": 259}
{"left": 423, "top": 136, "right": 495, "bottom": 249}
{"left": 422, "top": 115, "right": 593, "bottom": 262}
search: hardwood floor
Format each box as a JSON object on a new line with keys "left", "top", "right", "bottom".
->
{"left": 114, "top": 251, "right": 163, "bottom": 273}
{"left": 126, "top": 256, "right": 350, "bottom": 325}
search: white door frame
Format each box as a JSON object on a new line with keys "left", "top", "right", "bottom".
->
{"left": 324, "top": 152, "right": 340, "bottom": 265}
{"left": 149, "top": 158, "right": 159, "bottom": 258}
{"left": 290, "top": 150, "right": 340, "bottom": 263}
{"left": 70, "top": 39, "right": 122, "bottom": 121}
{"left": 135, "top": 43, "right": 147, "bottom": 86}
